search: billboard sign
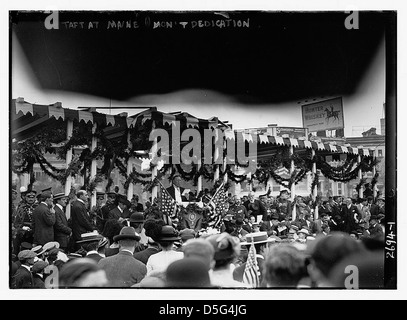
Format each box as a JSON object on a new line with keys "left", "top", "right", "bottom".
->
{"left": 302, "top": 97, "right": 344, "bottom": 132}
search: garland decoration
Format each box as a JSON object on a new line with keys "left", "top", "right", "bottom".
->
{"left": 316, "top": 155, "right": 378, "bottom": 182}
{"left": 310, "top": 172, "right": 319, "bottom": 192}
{"left": 87, "top": 174, "right": 105, "bottom": 193}
{"left": 355, "top": 178, "right": 367, "bottom": 194}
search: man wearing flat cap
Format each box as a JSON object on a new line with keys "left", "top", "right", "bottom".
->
{"left": 71, "top": 190, "right": 97, "bottom": 251}
{"left": 53, "top": 193, "right": 72, "bottom": 252}
{"left": 98, "top": 226, "right": 147, "bottom": 287}
{"left": 32, "top": 190, "right": 56, "bottom": 246}
{"left": 11, "top": 250, "right": 37, "bottom": 288}
{"left": 32, "top": 260, "right": 48, "bottom": 288}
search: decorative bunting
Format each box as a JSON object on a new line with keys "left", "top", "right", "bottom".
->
{"left": 289, "top": 138, "right": 299, "bottom": 148}
{"left": 274, "top": 136, "right": 284, "bottom": 145}
{"left": 363, "top": 148, "right": 370, "bottom": 156}
{"left": 163, "top": 114, "right": 177, "bottom": 126}
{"left": 15, "top": 101, "right": 33, "bottom": 116}
{"left": 224, "top": 129, "right": 235, "bottom": 140}
{"left": 339, "top": 146, "right": 348, "bottom": 153}
{"left": 105, "top": 114, "right": 115, "bottom": 126}
{"left": 351, "top": 147, "right": 358, "bottom": 154}
{"left": 78, "top": 111, "right": 93, "bottom": 124}
{"left": 329, "top": 145, "right": 337, "bottom": 152}
{"left": 316, "top": 142, "right": 325, "bottom": 150}
{"left": 126, "top": 117, "right": 134, "bottom": 128}
{"left": 259, "top": 135, "right": 269, "bottom": 144}
{"left": 208, "top": 120, "right": 218, "bottom": 130}
{"left": 48, "top": 106, "right": 65, "bottom": 121}
{"left": 186, "top": 116, "right": 200, "bottom": 128}
{"left": 141, "top": 114, "right": 152, "bottom": 125}
{"left": 244, "top": 133, "right": 253, "bottom": 143}
{"left": 303, "top": 140, "right": 312, "bottom": 149}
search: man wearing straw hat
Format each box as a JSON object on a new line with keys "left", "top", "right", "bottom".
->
{"left": 233, "top": 231, "right": 278, "bottom": 287}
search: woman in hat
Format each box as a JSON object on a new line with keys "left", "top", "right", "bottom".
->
{"left": 205, "top": 232, "right": 251, "bottom": 288}
{"left": 145, "top": 225, "right": 184, "bottom": 277}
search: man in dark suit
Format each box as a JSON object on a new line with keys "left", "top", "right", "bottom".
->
{"left": 245, "top": 193, "right": 267, "bottom": 222}
{"left": 133, "top": 237, "right": 160, "bottom": 264}
{"left": 276, "top": 190, "right": 292, "bottom": 220}
{"left": 71, "top": 190, "right": 97, "bottom": 250}
{"left": 341, "top": 197, "right": 360, "bottom": 234}
{"left": 108, "top": 194, "right": 132, "bottom": 221}
{"left": 370, "top": 196, "right": 385, "bottom": 217}
{"left": 77, "top": 232, "right": 105, "bottom": 263}
{"left": 98, "top": 226, "right": 147, "bottom": 287}
{"left": 166, "top": 174, "right": 187, "bottom": 204}
{"left": 368, "top": 215, "right": 384, "bottom": 238}
{"left": 130, "top": 194, "right": 144, "bottom": 213}
{"left": 11, "top": 250, "right": 37, "bottom": 289}
{"left": 53, "top": 193, "right": 72, "bottom": 252}
{"left": 101, "top": 192, "right": 117, "bottom": 222}
{"left": 32, "top": 191, "right": 56, "bottom": 246}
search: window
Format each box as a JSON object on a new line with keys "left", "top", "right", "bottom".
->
{"left": 378, "top": 149, "right": 383, "bottom": 157}
{"left": 337, "top": 182, "right": 342, "bottom": 195}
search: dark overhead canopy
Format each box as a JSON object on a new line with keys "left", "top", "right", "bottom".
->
{"left": 10, "top": 10, "right": 391, "bottom": 103}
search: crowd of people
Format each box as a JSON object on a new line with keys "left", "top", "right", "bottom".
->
{"left": 10, "top": 181, "right": 386, "bottom": 289}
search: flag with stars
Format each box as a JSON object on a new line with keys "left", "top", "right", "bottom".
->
{"left": 243, "top": 243, "right": 260, "bottom": 288}
{"left": 206, "top": 182, "right": 227, "bottom": 228}
{"left": 157, "top": 183, "right": 177, "bottom": 219}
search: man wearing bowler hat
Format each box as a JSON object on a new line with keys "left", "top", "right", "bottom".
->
{"left": 53, "top": 193, "right": 72, "bottom": 252}
{"left": 98, "top": 226, "right": 147, "bottom": 287}
{"left": 129, "top": 212, "right": 148, "bottom": 249}
{"left": 32, "top": 190, "right": 56, "bottom": 246}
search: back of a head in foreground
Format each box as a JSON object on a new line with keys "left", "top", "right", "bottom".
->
{"left": 262, "top": 244, "right": 307, "bottom": 287}
{"left": 327, "top": 251, "right": 385, "bottom": 289}
{"left": 165, "top": 257, "right": 212, "bottom": 288}
{"left": 182, "top": 238, "right": 215, "bottom": 270}
{"left": 307, "top": 232, "right": 365, "bottom": 278}
{"left": 58, "top": 258, "right": 108, "bottom": 288}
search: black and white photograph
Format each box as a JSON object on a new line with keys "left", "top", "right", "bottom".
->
{"left": 4, "top": 1, "right": 404, "bottom": 301}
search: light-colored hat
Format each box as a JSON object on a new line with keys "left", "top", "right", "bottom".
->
{"left": 38, "top": 241, "right": 60, "bottom": 255}
{"left": 240, "top": 231, "right": 277, "bottom": 245}
{"left": 298, "top": 228, "right": 310, "bottom": 236}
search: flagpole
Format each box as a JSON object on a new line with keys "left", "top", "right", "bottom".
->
{"left": 151, "top": 121, "right": 158, "bottom": 202}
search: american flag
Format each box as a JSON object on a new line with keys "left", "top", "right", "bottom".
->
{"left": 243, "top": 243, "right": 260, "bottom": 288}
{"left": 206, "top": 182, "right": 227, "bottom": 228}
{"left": 157, "top": 183, "right": 177, "bottom": 219}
